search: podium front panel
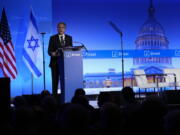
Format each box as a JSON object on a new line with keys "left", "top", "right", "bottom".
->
{"left": 63, "top": 50, "right": 83, "bottom": 102}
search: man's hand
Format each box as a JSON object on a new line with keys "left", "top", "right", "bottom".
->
{"left": 51, "top": 51, "right": 57, "bottom": 56}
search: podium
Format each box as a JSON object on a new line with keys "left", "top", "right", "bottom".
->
{"left": 58, "top": 46, "right": 83, "bottom": 103}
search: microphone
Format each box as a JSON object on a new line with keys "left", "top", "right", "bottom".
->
{"left": 73, "top": 41, "right": 88, "bottom": 52}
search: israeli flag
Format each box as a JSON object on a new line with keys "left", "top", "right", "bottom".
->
{"left": 23, "top": 11, "right": 43, "bottom": 78}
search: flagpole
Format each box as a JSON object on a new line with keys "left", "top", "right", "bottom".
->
{"left": 31, "top": 73, "right": 34, "bottom": 94}
{"left": 40, "top": 32, "right": 46, "bottom": 90}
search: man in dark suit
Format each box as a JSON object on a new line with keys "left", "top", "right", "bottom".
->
{"left": 48, "top": 22, "right": 72, "bottom": 100}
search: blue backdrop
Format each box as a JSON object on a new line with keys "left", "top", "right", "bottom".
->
{"left": 0, "top": 0, "right": 180, "bottom": 96}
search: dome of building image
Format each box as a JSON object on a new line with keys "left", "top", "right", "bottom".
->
{"left": 132, "top": 0, "right": 172, "bottom": 74}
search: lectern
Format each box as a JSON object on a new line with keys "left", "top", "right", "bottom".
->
{"left": 58, "top": 46, "right": 83, "bottom": 103}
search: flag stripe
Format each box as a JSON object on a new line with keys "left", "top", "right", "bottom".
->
{"left": 0, "top": 43, "right": 16, "bottom": 79}
{"left": 7, "top": 41, "right": 16, "bottom": 61}
{"left": 0, "top": 45, "right": 3, "bottom": 65}
{"left": 4, "top": 53, "right": 17, "bottom": 76}
{"left": 4, "top": 62, "right": 15, "bottom": 78}
{"left": 23, "top": 49, "right": 42, "bottom": 77}
{"left": 3, "top": 45, "right": 16, "bottom": 67}
{"left": 0, "top": 51, "right": 4, "bottom": 64}
{"left": 30, "top": 12, "right": 39, "bottom": 32}
{"left": 3, "top": 64, "right": 12, "bottom": 78}
{"left": 0, "top": 42, "right": 17, "bottom": 73}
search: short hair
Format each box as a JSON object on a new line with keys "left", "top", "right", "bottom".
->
{"left": 74, "top": 88, "right": 86, "bottom": 96}
{"left": 121, "top": 87, "right": 135, "bottom": 102}
{"left": 57, "top": 22, "right": 66, "bottom": 27}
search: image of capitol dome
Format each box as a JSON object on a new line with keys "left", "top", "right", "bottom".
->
{"left": 132, "top": 0, "right": 173, "bottom": 74}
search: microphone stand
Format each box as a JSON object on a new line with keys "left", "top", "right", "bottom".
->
{"left": 109, "top": 21, "right": 125, "bottom": 88}
{"left": 120, "top": 32, "right": 124, "bottom": 88}
{"left": 82, "top": 44, "right": 88, "bottom": 52}
{"left": 40, "top": 32, "right": 46, "bottom": 90}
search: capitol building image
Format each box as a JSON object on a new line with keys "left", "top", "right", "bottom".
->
{"left": 132, "top": 0, "right": 173, "bottom": 74}
{"left": 84, "top": 0, "right": 173, "bottom": 88}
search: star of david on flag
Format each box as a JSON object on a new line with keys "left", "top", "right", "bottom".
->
{"left": 27, "top": 36, "right": 39, "bottom": 52}
{"left": 23, "top": 10, "right": 43, "bottom": 78}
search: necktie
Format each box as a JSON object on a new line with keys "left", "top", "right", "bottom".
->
{"left": 60, "top": 36, "right": 65, "bottom": 47}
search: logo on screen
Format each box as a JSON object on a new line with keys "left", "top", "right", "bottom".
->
{"left": 64, "top": 52, "right": 72, "bottom": 57}
{"left": 112, "top": 51, "right": 119, "bottom": 58}
{"left": 175, "top": 50, "right": 180, "bottom": 57}
{"left": 144, "top": 50, "right": 151, "bottom": 57}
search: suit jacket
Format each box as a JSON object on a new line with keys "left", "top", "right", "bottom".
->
{"left": 48, "top": 34, "right": 72, "bottom": 67}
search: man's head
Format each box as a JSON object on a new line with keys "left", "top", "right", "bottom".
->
{"left": 57, "top": 22, "right": 66, "bottom": 35}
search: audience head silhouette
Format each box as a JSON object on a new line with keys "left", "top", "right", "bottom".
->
{"left": 98, "top": 92, "right": 112, "bottom": 107}
{"left": 121, "top": 87, "right": 136, "bottom": 103}
{"left": 74, "top": 88, "right": 86, "bottom": 96}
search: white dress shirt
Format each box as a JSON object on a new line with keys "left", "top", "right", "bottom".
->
{"left": 58, "top": 34, "right": 65, "bottom": 43}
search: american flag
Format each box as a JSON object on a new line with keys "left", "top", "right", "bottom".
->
{"left": 0, "top": 8, "right": 17, "bottom": 79}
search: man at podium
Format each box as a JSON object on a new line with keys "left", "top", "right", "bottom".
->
{"left": 48, "top": 22, "right": 72, "bottom": 96}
